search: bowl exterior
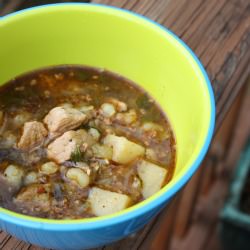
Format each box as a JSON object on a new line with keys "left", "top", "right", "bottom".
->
{"left": 0, "top": 203, "right": 166, "bottom": 249}
{"left": 0, "top": 3, "right": 215, "bottom": 249}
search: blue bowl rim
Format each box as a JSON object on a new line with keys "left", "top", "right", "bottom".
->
{"left": 0, "top": 2, "right": 216, "bottom": 231}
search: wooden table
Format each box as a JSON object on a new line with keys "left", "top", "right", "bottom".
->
{"left": 0, "top": 0, "right": 249, "bottom": 249}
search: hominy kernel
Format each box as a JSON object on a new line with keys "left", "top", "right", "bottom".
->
{"left": 66, "top": 168, "right": 90, "bottom": 188}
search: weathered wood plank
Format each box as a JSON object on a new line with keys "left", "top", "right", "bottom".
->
{"left": 0, "top": 231, "right": 11, "bottom": 249}
{"left": 0, "top": 0, "right": 90, "bottom": 16}
{"left": 169, "top": 0, "right": 211, "bottom": 37}
{"left": 210, "top": 86, "right": 245, "bottom": 158}
{"left": 172, "top": 167, "right": 231, "bottom": 250}
{"left": 203, "top": 224, "right": 221, "bottom": 250}
{"left": 207, "top": 8, "right": 250, "bottom": 81}
{"left": 222, "top": 78, "right": 250, "bottom": 167}
{"left": 0, "top": 0, "right": 249, "bottom": 249}
{"left": 0, "top": 0, "right": 23, "bottom": 15}
{"left": 1, "top": 236, "right": 29, "bottom": 250}
{"left": 172, "top": 166, "right": 204, "bottom": 237}
{"left": 170, "top": 78, "right": 250, "bottom": 250}
{"left": 140, "top": 195, "right": 182, "bottom": 250}
{"left": 28, "top": 246, "right": 47, "bottom": 250}
{"left": 106, "top": 220, "right": 156, "bottom": 250}
{"left": 177, "top": 0, "right": 225, "bottom": 39}
{"left": 199, "top": 158, "right": 215, "bottom": 195}
{"left": 215, "top": 33, "right": 250, "bottom": 129}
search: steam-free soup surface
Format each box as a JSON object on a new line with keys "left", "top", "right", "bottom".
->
{"left": 0, "top": 66, "right": 175, "bottom": 219}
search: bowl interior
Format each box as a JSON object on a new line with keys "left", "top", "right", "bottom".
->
{"left": 0, "top": 4, "right": 213, "bottom": 221}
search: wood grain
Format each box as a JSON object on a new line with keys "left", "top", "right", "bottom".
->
{"left": 0, "top": 0, "right": 249, "bottom": 249}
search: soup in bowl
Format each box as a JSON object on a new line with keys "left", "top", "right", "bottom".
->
{"left": 0, "top": 3, "right": 215, "bottom": 250}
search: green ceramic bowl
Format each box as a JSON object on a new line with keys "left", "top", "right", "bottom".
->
{"left": 0, "top": 3, "right": 215, "bottom": 249}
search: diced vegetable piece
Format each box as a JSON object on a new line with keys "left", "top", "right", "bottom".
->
{"left": 75, "top": 162, "right": 92, "bottom": 175}
{"left": 103, "top": 134, "right": 145, "bottom": 164}
{"left": 115, "top": 109, "right": 137, "bottom": 125}
{"left": 100, "top": 103, "right": 116, "bottom": 117}
{"left": 66, "top": 168, "right": 90, "bottom": 188}
{"left": 88, "top": 128, "right": 100, "bottom": 141}
{"left": 141, "top": 122, "right": 163, "bottom": 132}
{"left": 24, "top": 171, "right": 38, "bottom": 185}
{"left": 106, "top": 98, "right": 127, "bottom": 112}
{"left": 40, "top": 162, "right": 59, "bottom": 175}
{"left": 4, "top": 165, "right": 24, "bottom": 187}
{"left": 92, "top": 144, "right": 113, "bottom": 159}
{"left": 88, "top": 187, "right": 131, "bottom": 216}
{"left": 80, "top": 129, "right": 96, "bottom": 147}
{"left": 78, "top": 105, "right": 94, "bottom": 113}
{"left": 137, "top": 160, "right": 167, "bottom": 198}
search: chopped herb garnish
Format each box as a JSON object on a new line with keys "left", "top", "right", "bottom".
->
{"left": 76, "top": 71, "right": 89, "bottom": 81}
{"left": 136, "top": 94, "right": 152, "bottom": 109}
{"left": 70, "top": 146, "right": 85, "bottom": 162}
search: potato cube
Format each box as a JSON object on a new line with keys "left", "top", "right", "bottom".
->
{"left": 92, "top": 144, "right": 113, "bottom": 159}
{"left": 88, "top": 187, "right": 131, "bottom": 216}
{"left": 103, "top": 134, "right": 145, "bottom": 164}
{"left": 137, "top": 160, "right": 167, "bottom": 198}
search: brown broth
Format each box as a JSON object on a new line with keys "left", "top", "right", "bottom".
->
{"left": 0, "top": 65, "right": 176, "bottom": 219}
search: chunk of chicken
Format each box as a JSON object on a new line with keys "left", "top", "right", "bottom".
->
{"left": 14, "top": 184, "right": 51, "bottom": 213}
{"left": 17, "top": 121, "right": 48, "bottom": 150}
{"left": 43, "top": 107, "right": 86, "bottom": 136}
{"left": 47, "top": 129, "right": 95, "bottom": 163}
